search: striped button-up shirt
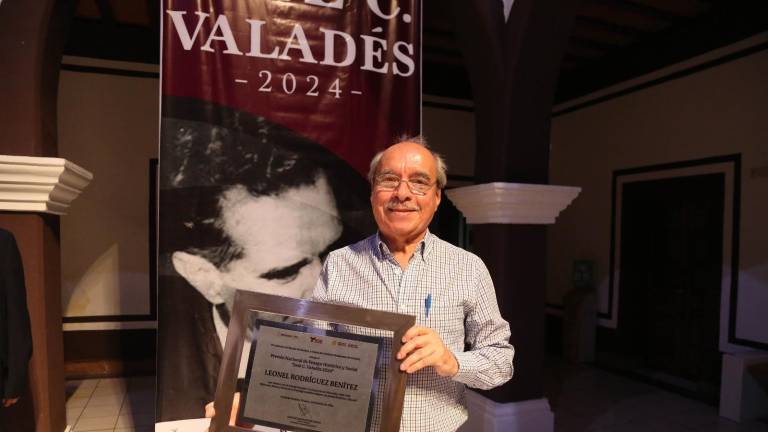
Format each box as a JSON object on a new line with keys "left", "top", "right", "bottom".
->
{"left": 313, "top": 231, "right": 514, "bottom": 432}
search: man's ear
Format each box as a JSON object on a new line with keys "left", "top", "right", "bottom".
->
{"left": 171, "top": 251, "right": 227, "bottom": 304}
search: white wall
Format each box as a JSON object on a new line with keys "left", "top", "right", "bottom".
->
{"left": 548, "top": 45, "right": 768, "bottom": 349}
{"left": 58, "top": 57, "right": 159, "bottom": 330}
{"left": 422, "top": 96, "right": 476, "bottom": 179}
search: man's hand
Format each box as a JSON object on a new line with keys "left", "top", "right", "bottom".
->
{"left": 204, "top": 393, "right": 240, "bottom": 426}
{"left": 2, "top": 398, "right": 19, "bottom": 408}
{"left": 397, "top": 326, "right": 458, "bottom": 377}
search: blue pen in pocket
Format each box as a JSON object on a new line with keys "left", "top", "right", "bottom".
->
{"left": 424, "top": 294, "right": 432, "bottom": 319}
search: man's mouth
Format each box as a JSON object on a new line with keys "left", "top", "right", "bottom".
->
{"left": 385, "top": 202, "right": 419, "bottom": 212}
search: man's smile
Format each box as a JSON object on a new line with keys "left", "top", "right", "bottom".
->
{"left": 385, "top": 201, "right": 419, "bottom": 213}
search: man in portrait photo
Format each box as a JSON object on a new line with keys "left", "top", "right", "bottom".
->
{"left": 156, "top": 97, "right": 374, "bottom": 421}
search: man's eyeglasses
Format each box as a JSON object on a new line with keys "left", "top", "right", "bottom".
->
{"left": 375, "top": 174, "right": 435, "bottom": 196}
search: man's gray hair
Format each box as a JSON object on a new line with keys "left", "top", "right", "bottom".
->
{"left": 367, "top": 135, "right": 448, "bottom": 189}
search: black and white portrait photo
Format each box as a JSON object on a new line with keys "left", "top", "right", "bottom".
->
{"left": 156, "top": 97, "right": 374, "bottom": 421}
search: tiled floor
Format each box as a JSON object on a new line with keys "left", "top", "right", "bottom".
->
{"left": 65, "top": 377, "right": 154, "bottom": 432}
{"left": 548, "top": 363, "right": 768, "bottom": 432}
{"left": 63, "top": 365, "right": 767, "bottom": 432}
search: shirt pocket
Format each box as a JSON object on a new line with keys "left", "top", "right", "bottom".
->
{"left": 421, "top": 281, "right": 468, "bottom": 350}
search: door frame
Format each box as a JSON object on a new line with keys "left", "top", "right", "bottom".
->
{"left": 605, "top": 154, "right": 759, "bottom": 352}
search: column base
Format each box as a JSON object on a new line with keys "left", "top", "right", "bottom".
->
{"left": 458, "top": 391, "right": 554, "bottom": 432}
{"left": 720, "top": 352, "right": 768, "bottom": 422}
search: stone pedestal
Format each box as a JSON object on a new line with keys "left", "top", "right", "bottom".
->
{"left": 720, "top": 352, "right": 768, "bottom": 422}
{"left": 458, "top": 391, "right": 554, "bottom": 432}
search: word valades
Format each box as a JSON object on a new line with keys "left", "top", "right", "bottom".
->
{"left": 166, "top": 10, "right": 416, "bottom": 77}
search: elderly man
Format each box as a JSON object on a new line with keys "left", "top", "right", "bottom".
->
{"left": 313, "top": 137, "right": 514, "bottom": 431}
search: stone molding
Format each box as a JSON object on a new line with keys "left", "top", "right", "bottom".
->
{"left": 0, "top": 155, "right": 93, "bottom": 215}
{"left": 445, "top": 182, "right": 581, "bottom": 224}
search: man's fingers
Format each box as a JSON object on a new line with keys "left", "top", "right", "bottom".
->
{"left": 400, "top": 346, "right": 437, "bottom": 372}
{"left": 397, "top": 325, "right": 454, "bottom": 375}
{"left": 401, "top": 325, "right": 429, "bottom": 342}
{"left": 405, "top": 357, "right": 430, "bottom": 374}
{"left": 397, "top": 334, "right": 430, "bottom": 360}
{"left": 204, "top": 392, "right": 239, "bottom": 424}
{"left": 204, "top": 401, "right": 215, "bottom": 418}
{"left": 230, "top": 392, "right": 241, "bottom": 425}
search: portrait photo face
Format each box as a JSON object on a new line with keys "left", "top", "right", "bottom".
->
{"left": 168, "top": 172, "right": 342, "bottom": 318}
{"left": 215, "top": 174, "right": 342, "bottom": 310}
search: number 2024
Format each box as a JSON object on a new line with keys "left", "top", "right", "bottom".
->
{"left": 258, "top": 71, "right": 343, "bottom": 98}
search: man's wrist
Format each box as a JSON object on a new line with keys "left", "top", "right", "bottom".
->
{"left": 450, "top": 351, "right": 459, "bottom": 377}
{"left": 444, "top": 350, "right": 460, "bottom": 377}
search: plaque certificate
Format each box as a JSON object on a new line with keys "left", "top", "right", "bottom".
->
{"left": 240, "top": 321, "right": 380, "bottom": 432}
{"left": 211, "top": 291, "right": 415, "bottom": 432}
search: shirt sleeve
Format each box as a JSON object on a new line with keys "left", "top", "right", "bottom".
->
{"left": 308, "top": 254, "right": 334, "bottom": 331}
{"left": 311, "top": 253, "right": 331, "bottom": 303}
{"left": 451, "top": 257, "right": 514, "bottom": 390}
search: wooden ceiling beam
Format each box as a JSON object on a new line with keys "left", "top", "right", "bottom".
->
{"left": 556, "top": 1, "right": 768, "bottom": 102}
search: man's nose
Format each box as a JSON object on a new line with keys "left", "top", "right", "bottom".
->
{"left": 393, "top": 179, "right": 413, "bottom": 199}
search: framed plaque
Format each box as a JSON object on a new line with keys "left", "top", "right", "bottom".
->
{"left": 210, "top": 290, "right": 416, "bottom": 432}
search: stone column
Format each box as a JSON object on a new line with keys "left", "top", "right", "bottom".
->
{"left": 448, "top": 0, "right": 581, "bottom": 430}
{"left": 0, "top": 1, "right": 77, "bottom": 431}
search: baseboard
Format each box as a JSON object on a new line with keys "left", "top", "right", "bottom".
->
{"left": 65, "top": 358, "right": 155, "bottom": 379}
{"left": 63, "top": 329, "right": 156, "bottom": 379}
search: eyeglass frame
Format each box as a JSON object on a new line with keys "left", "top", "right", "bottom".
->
{"left": 374, "top": 173, "right": 437, "bottom": 196}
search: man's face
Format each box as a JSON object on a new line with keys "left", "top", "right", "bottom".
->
{"left": 370, "top": 142, "right": 441, "bottom": 243}
{"left": 215, "top": 174, "right": 342, "bottom": 310}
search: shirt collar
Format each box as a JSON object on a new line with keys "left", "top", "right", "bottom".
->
{"left": 375, "top": 230, "right": 434, "bottom": 263}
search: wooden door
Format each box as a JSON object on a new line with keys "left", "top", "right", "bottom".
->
{"left": 617, "top": 173, "right": 724, "bottom": 401}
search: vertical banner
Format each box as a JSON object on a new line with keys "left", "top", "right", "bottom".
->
{"left": 156, "top": 0, "right": 421, "bottom": 427}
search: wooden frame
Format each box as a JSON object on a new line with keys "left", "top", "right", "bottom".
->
{"left": 210, "top": 290, "right": 416, "bottom": 432}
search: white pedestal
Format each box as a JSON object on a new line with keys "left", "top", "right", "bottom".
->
{"left": 445, "top": 182, "right": 580, "bottom": 225}
{"left": 0, "top": 155, "right": 93, "bottom": 215}
{"left": 720, "top": 352, "right": 768, "bottom": 422}
{"left": 458, "top": 391, "right": 554, "bottom": 432}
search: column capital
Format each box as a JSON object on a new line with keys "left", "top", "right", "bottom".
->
{"left": 0, "top": 155, "right": 93, "bottom": 215}
{"left": 445, "top": 182, "right": 580, "bottom": 224}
